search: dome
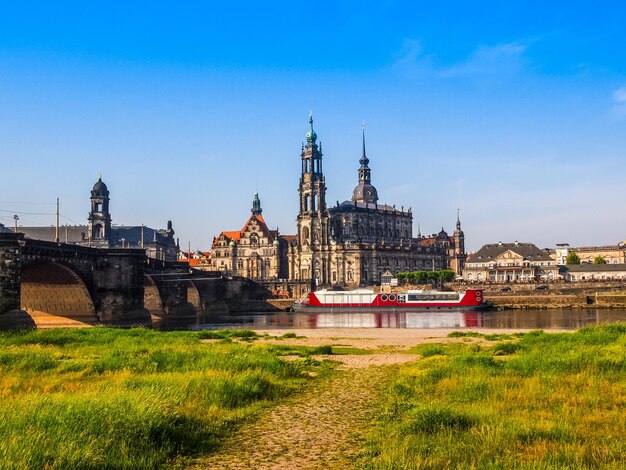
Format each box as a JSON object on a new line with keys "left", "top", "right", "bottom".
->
{"left": 92, "top": 177, "right": 108, "bottom": 193}
{"left": 229, "top": 240, "right": 236, "bottom": 247}
{"left": 352, "top": 183, "right": 378, "bottom": 205}
{"left": 437, "top": 228, "right": 449, "bottom": 240}
{"left": 273, "top": 239, "right": 280, "bottom": 246}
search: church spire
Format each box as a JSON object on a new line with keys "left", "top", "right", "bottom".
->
{"left": 456, "top": 209, "right": 461, "bottom": 230}
{"left": 361, "top": 123, "right": 367, "bottom": 161}
{"left": 352, "top": 122, "right": 378, "bottom": 205}
{"left": 306, "top": 111, "right": 317, "bottom": 143}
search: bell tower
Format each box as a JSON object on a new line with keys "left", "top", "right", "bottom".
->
{"left": 295, "top": 112, "right": 330, "bottom": 285}
{"left": 87, "top": 175, "right": 112, "bottom": 247}
{"left": 453, "top": 209, "right": 466, "bottom": 274}
{"left": 298, "top": 112, "right": 326, "bottom": 215}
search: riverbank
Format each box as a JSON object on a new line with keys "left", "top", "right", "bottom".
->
{"left": 357, "top": 324, "right": 626, "bottom": 469}
{"left": 0, "top": 328, "right": 329, "bottom": 468}
{"left": 2, "top": 325, "right": 624, "bottom": 468}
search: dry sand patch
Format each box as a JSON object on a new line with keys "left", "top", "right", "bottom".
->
{"left": 257, "top": 327, "right": 547, "bottom": 351}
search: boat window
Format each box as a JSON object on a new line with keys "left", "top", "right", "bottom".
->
{"left": 398, "top": 295, "right": 406, "bottom": 303}
{"left": 407, "top": 293, "right": 460, "bottom": 301}
{"left": 389, "top": 294, "right": 396, "bottom": 301}
{"left": 381, "top": 294, "right": 388, "bottom": 301}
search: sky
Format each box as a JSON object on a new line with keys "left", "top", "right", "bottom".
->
{"left": 1, "top": 1, "right": 626, "bottom": 252}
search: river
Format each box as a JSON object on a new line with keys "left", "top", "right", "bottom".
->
{"left": 154, "top": 308, "right": 626, "bottom": 331}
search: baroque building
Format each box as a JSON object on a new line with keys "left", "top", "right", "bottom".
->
{"left": 286, "top": 114, "right": 466, "bottom": 287}
{"left": 210, "top": 193, "right": 288, "bottom": 280}
{"left": 18, "top": 176, "right": 178, "bottom": 262}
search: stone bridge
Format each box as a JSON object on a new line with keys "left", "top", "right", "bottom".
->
{"left": 0, "top": 233, "right": 272, "bottom": 329}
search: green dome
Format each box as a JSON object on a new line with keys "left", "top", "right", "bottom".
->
{"left": 229, "top": 240, "right": 236, "bottom": 247}
{"left": 306, "top": 112, "right": 317, "bottom": 142}
{"left": 273, "top": 239, "right": 280, "bottom": 246}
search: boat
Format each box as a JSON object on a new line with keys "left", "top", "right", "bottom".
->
{"left": 292, "top": 288, "right": 487, "bottom": 312}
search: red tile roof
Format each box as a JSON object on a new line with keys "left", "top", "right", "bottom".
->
{"left": 212, "top": 213, "right": 275, "bottom": 248}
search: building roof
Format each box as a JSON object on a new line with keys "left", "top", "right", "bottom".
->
{"left": 92, "top": 177, "right": 108, "bottom": 193}
{"left": 330, "top": 200, "right": 411, "bottom": 216}
{"left": 417, "top": 235, "right": 454, "bottom": 247}
{"left": 18, "top": 225, "right": 174, "bottom": 246}
{"left": 561, "top": 263, "right": 626, "bottom": 272}
{"left": 471, "top": 242, "right": 552, "bottom": 262}
{"left": 212, "top": 213, "right": 276, "bottom": 248}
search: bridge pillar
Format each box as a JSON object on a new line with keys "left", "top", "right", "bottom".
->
{"left": 0, "top": 233, "right": 35, "bottom": 329}
{"left": 92, "top": 249, "right": 151, "bottom": 325}
{"left": 160, "top": 277, "right": 196, "bottom": 316}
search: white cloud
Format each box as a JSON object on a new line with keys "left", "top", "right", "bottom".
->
{"left": 613, "top": 86, "right": 626, "bottom": 103}
{"left": 611, "top": 86, "right": 626, "bottom": 118}
{"left": 439, "top": 42, "right": 527, "bottom": 78}
{"left": 391, "top": 39, "right": 434, "bottom": 78}
{"left": 391, "top": 40, "right": 529, "bottom": 80}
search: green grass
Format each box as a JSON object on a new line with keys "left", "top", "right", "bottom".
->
{"left": 0, "top": 328, "right": 326, "bottom": 469}
{"left": 358, "top": 324, "right": 626, "bottom": 469}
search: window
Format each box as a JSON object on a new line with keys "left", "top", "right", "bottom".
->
{"left": 93, "top": 224, "right": 102, "bottom": 239}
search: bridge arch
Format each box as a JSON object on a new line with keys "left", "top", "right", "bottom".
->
{"left": 144, "top": 274, "right": 165, "bottom": 316}
{"left": 187, "top": 281, "right": 203, "bottom": 311}
{"left": 20, "top": 262, "right": 97, "bottom": 324}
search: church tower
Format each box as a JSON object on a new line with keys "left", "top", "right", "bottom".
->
{"left": 87, "top": 175, "right": 112, "bottom": 247}
{"left": 295, "top": 112, "right": 330, "bottom": 284}
{"left": 352, "top": 126, "right": 379, "bottom": 205}
{"left": 453, "top": 209, "right": 466, "bottom": 274}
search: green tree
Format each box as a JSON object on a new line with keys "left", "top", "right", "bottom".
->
{"left": 593, "top": 255, "right": 606, "bottom": 264}
{"left": 437, "top": 270, "right": 456, "bottom": 282}
{"left": 566, "top": 252, "right": 581, "bottom": 265}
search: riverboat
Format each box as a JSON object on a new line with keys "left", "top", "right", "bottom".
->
{"left": 293, "top": 288, "right": 486, "bottom": 312}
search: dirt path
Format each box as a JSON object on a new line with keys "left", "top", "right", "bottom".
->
{"left": 197, "top": 356, "right": 417, "bottom": 470}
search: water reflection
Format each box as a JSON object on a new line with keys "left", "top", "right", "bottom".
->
{"left": 153, "top": 309, "right": 626, "bottom": 331}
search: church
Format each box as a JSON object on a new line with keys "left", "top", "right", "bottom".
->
{"left": 18, "top": 176, "right": 179, "bottom": 262}
{"left": 210, "top": 114, "right": 466, "bottom": 287}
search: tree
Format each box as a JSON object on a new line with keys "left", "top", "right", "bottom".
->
{"left": 566, "top": 252, "right": 581, "bottom": 265}
{"left": 593, "top": 255, "right": 606, "bottom": 264}
{"left": 437, "top": 270, "right": 456, "bottom": 282}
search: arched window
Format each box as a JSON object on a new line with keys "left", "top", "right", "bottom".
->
{"left": 302, "top": 226, "right": 310, "bottom": 244}
{"left": 93, "top": 224, "right": 102, "bottom": 239}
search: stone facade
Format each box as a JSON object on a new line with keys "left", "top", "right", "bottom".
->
{"left": 210, "top": 194, "right": 287, "bottom": 280}
{"left": 287, "top": 115, "right": 465, "bottom": 287}
{"left": 553, "top": 243, "right": 626, "bottom": 265}
{"left": 560, "top": 264, "right": 626, "bottom": 281}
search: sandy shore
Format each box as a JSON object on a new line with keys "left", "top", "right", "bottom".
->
{"left": 255, "top": 327, "right": 563, "bottom": 352}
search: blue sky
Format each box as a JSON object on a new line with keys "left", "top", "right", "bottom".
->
{"left": 2, "top": 1, "right": 626, "bottom": 251}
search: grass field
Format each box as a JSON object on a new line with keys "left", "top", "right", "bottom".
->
{"left": 0, "top": 328, "right": 326, "bottom": 469}
{"left": 358, "top": 324, "right": 626, "bottom": 469}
